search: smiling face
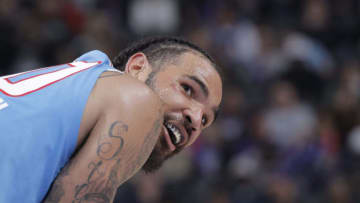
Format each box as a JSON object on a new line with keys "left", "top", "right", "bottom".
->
{"left": 140, "top": 52, "right": 223, "bottom": 173}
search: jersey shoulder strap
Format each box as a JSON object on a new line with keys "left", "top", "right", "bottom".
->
{"left": 75, "top": 50, "right": 123, "bottom": 73}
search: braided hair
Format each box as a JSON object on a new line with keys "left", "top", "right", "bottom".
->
{"left": 112, "top": 36, "right": 217, "bottom": 71}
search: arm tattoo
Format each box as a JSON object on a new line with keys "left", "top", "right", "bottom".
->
{"left": 73, "top": 121, "right": 127, "bottom": 203}
{"left": 45, "top": 116, "right": 162, "bottom": 203}
{"left": 96, "top": 121, "right": 126, "bottom": 160}
{"left": 73, "top": 117, "right": 162, "bottom": 203}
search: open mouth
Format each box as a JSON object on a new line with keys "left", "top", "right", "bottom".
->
{"left": 164, "top": 122, "right": 183, "bottom": 146}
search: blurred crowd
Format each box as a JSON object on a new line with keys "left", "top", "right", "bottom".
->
{"left": 2, "top": 0, "right": 360, "bottom": 202}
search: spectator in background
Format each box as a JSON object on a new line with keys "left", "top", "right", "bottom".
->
{"left": 4, "top": 0, "right": 360, "bottom": 202}
{"left": 263, "top": 80, "right": 317, "bottom": 150}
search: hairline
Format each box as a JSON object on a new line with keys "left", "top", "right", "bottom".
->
{"left": 150, "top": 49, "right": 217, "bottom": 73}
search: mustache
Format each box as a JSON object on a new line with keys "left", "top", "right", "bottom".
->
{"left": 164, "top": 113, "right": 182, "bottom": 122}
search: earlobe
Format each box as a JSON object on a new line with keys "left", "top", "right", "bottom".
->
{"left": 125, "top": 52, "right": 153, "bottom": 81}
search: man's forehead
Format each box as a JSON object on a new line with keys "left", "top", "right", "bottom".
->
{"left": 177, "top": 51, "right": 212, "bottom": 65}
{"left": 176, "top": 52, "right": 217, "bottom": 78}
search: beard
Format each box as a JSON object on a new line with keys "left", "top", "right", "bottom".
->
{"left": 141, "top": 126, "right": 183, "bottom": 173}
{"left": 142, "top": 70, "right": 183, "bottom": 173}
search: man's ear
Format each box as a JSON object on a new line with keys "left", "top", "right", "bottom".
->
{"left": 124, "top": 52, "right": 153, "bottom": 82}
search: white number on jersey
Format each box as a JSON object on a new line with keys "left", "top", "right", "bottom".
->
{"left": 0, "top": 61, "right": 100, "bottom": 97}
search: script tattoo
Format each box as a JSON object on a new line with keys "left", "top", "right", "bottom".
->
{"left": 96, "top": 122, "right": 127, "bottom": 160}
{"left": 44, "top": 109, "right": 163, "bottom": 203}
{"left": 72, "top": 116, "right": 162, "bottom": 203}
{"left": 73, "top": 121, "right": 127, "bottom": 203}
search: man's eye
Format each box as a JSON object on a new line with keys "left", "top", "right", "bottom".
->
{"left": 182, "top": 84, "right": 193, "bottom": 96}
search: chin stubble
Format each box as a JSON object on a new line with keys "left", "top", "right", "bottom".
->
{"left": 142, "top": 134, "right": 183, "bottom": 174}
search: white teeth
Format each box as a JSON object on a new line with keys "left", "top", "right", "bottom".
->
{"left": 166, "top": 123, "right": 181, "bottom": 144}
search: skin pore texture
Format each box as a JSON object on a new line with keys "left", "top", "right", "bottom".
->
{"left": 43, "top": 51, "right": 222, "bottom": 203}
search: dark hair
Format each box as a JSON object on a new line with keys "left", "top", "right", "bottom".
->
{"left": 112, "top": 36, "right": 217, "bottom": 71}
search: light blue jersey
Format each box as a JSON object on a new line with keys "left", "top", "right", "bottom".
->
{"left": 0, "top": 50, "right": 117, "bottom": 202}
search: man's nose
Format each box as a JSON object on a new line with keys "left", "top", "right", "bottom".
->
{"left": 183, "top": 105, "right": 204, "bottom": 133}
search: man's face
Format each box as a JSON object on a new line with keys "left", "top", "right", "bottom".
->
{"left": 142, "top": 52, "right": 223, "bottom": 173}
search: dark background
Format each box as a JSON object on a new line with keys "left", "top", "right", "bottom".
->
{"left": 2, "top": 0, "right": 360, "bottom": 202}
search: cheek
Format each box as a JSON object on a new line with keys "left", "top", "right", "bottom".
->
{"left": 158, "top": 84, "right": 188, "bottom": 107}
{"left": 154, "top": 81, "right": 176, "bottom": 98}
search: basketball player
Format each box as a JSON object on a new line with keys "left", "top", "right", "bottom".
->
{"left": 0, "top": 37, "right": 222, "bottom": 203}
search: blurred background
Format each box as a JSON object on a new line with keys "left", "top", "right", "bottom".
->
{"left": 2, "top": 0, "right": 360, "bottom": 202}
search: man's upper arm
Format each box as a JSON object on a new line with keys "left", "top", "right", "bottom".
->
{"left": 84, "top": 75, "right": 164, "bottom": 175}
{"left": 44, "top": 75, "right": 164, "bottom": 202}
{"left": 88, "top": 75, "right": 164, "bottom": 177}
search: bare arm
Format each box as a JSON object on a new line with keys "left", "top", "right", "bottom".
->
{"left": 44, "top": 75, "right": 163, "bottom": 202}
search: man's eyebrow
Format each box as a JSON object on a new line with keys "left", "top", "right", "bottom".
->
{"left": 187, "top": 75, "right": 209, "bottom": 97}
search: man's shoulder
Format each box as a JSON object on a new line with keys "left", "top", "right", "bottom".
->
{"left": 78, "top": 73, "right": 163, "bottom": 147}
{"left": 96, "top": 73, "right": 161, "bottom": 107}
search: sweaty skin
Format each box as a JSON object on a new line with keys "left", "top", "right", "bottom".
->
{"left": 43, "top": 52, "right": 222, "bottom": 203}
